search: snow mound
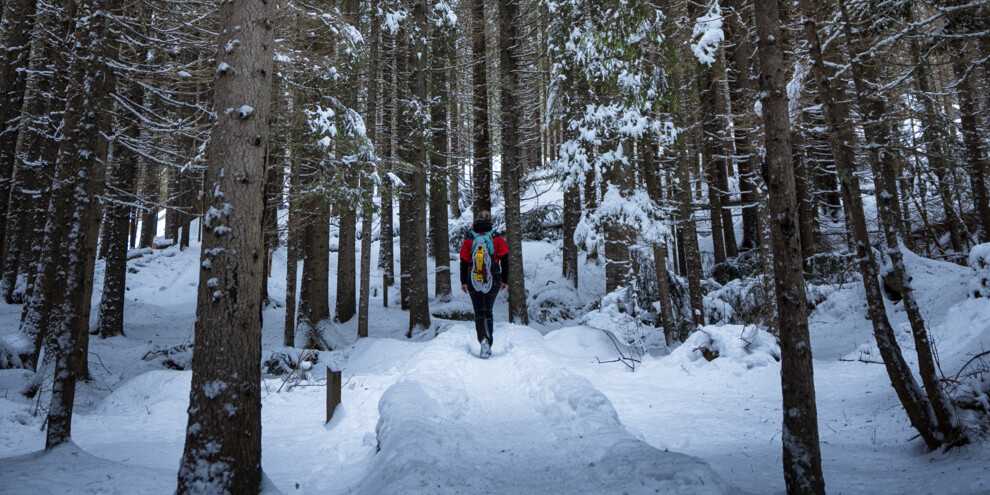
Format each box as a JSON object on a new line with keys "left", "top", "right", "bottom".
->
{"left": 0, "top": 441, "right": 175, "bottom": 494}
{"left": 357, "top": 369, "right": 734, "bottom": 494}
{"left": 543, "top": 325, "right": 625, "bottom": 360}
{"left": 95, "top": 370, "right": 191, "bottom": 417}
{"left": 969, "top": 243, "right": 990, "bottom": 298}
{"left": 669, "top": 325, "right": 780, "bottom": 369}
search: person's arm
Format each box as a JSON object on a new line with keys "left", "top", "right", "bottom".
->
{"left": 495, "top": 237, "right": 509, "bottom": 285}
{"left": 460, "top": 259, "right": 470, "bottom": 286}
{"left": 459, "top": 240, "right": 471, "bottom": 290}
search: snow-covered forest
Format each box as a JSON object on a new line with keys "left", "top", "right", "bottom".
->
{"left": 1, "top": 0, "right": 989, "bottom": 493}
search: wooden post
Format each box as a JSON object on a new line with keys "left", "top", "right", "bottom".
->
{"left": 382, "top": 274, "right": 389, "bottom": 307}
{"left": 326, "top": 367, "right": 341, "bottom": 423}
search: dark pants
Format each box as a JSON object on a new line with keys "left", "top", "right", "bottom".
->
{"left": 468, "top": 274, "right": 500, "bottom": 344}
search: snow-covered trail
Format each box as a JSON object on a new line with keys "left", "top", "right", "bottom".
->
{"left": 350, "top": 326, "right": 733, "bottom": 494}
{"left": 279, "top": 325, "right": 735, "bottom": 494}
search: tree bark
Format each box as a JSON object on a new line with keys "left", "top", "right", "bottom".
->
{"left": 499, "top": 0, "right": 528, "bottom": 324}
{"left": 403, "top": 0, "right": 432, "bottom": 333}
{"left": 176, "top": 0, "right": 273, "bottom": 490}
{"left": 562, "top": 182, "right": 580, "bottom": 288}
{"left": 430, "top": 27, "right": 453, "bottom": 301}
{"left": 95, "top": 78, "right": 143, "bottom": 339}
{"left": 642, "top": 135, "right": 676, "bottom": 342}
{"left": 45, "top": 0, "right": 114, "bottom": 448}
{"left": 471, "top": 0, "right": 492, "bottom": 216}
{"left": 838, "top": 0, "right": 965, "bottom": 446}
{"left": 0, "top": 0, "right": 37, "bottom": 270}
{"left": 336, "top": 173, "right": 358, "bottom": 323}
{"left": 13, "top": 0, "right": 76, "bottom": 369}
{"left": 754, "top": 0, "right": 826, "bottom": 490}
{"left": 799, "top": 0, "right": 942, "bottom": 450}
{"left": 950, "top": 43, "right": 990, "bottom": 243}
{"left": 378, "top": 30, "right": 395, "bottom": 288}
{"left": 724, "top": 0, "right": 760, "bottom": 252}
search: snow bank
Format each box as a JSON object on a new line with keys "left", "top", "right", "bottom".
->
{"left": 969, "top": 243, "right": 990, "bottom": 298}
{"left": 357, "top": 368, "right": 733, "bottom": 494}
{"left": 668, "top": 325, "right": 780, "bottom": 370}
{"left": 0, "top": 442, "right": 175, "bottom": 494}
{"left": 543, "top": 325, "right": 625, "bottom": 360}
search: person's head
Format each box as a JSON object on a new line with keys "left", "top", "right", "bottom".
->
{"left": 473, "top": 211, "right": 493, "bottom": 233}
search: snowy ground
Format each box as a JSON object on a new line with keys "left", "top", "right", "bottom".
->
{"left": 2, "top": 208, "right": 990, "bottom": 493}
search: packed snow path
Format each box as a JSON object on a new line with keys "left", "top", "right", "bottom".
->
{"left": 344, "top": 325, "right": 733, "bottom": 494}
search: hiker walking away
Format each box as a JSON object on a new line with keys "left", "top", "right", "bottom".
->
{"left": 460, "top": 211, "right": 508, "bottom": 358}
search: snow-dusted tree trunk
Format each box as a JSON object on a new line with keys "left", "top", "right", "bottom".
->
{"left": 471, "top": 0, "right": 492, "bottom": 216}
{"left": 947, "top": 38, "right": 990, "bottom": 243}
{"left": 724, "top": 0, "right": 760, "bottom": 252}
{"left": 96, "top": 80, "right": 142, "bottom": 339}
{"left": 378, "top": 30, "right": 395, "bottom": 287}
{"left": 838, "top": 0, "right": 966, "bottom": 447}
{"left": 15, "top": 0, "right": 75, "bottom": 368}
{"left": 798, "top": 0, "right": 941, "bottom": 450}
{"left": 336, "top": 170, "right": 358, "bottom": 323}
{"left": 0, "top": 0, "right": 37, "bottom": 266}
{"left": 45, "top": 0, "right": 115, "bottom": 448}
{"left": 674, "top": 135, "right": 704, "bottom": 326}
{"left": 562, "top": 182, "right": 580, "bottom": 288}
{"left": 430, "top": 19, "right": 453, "bottom": 302}
{"left": 284, "top": 175, "right": 298, "bottom": 346}
{"left": 696, "top": 38, "right": 727, "bottom": 265}
{"left": 333, "top": 0, "right": 360, "bottom": 325}
{"left": 176, "top": 0, "right": 273, "bottom": 491}
{"left": 641, "top": 136, "right": 676, "bottom": 341}
{"left": 753, "top": 0, "right": 825, "bottom": 490}
{"left": 401, "top": 0, "right": 432, "bottom": 333}
{"left": 500, "top": 0, "right": 528, "bottom": 324}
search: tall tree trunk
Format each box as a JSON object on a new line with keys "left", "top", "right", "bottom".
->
{"left": 839, "top": 0, "right": 965, "bottom": 446}
{"left": 284, "top": 167, "right": 298, "bottom": 346}
{"left": 177, "top": 0, "right": 273, "bottom": 490}
{"left": 714, "top": 57, "right": 737, "bottom": 259}
{"left": 336, "top": 173, "right": 358, "bottom": 323}
{"left": 0, "top": 0, "right": 37, "bottom": 270}
{"left": 799, "top": 0, "right": 942, "bottom": 450}
{"left": 500, "top": 0, "right": 527, "bottom": 324}
{"left": 14, "top": 0, "right": 76, "bottom": 369}
{"left": 792, "top": 126, "right": 817, "bottom": 262}
{"left": 676, "top": 151, "right": 704, "bottom": 326}
{"left": 404, "top": 0, "right": 431, "bottom": 333}
{"left": 642, "top": 135, "right": 676, "bottom": 342}
{"left": 950, "top": 43, "right": 990, "bottom": 243}
{"left": 360, "top": 10, "right": 381, "bottom": 339}
{"left": 753, "top": 0, "right": 825, "bottom": 490}
{"left": 379, "top": 31, "right": 395, "bottom": 287}
{"left": 430, "top": 29, "right": 453, "bottom": 301}
{"left": 724, "top": 1, "right": 760, "bottom": 252}
{"left": 45, "top": 0, "right": 114, "bottom": 448}
{"left": 95, "top": 78, "right": 143, "bottom": 339}
{"left": 471, "top": 0, "right": 491, "bottom": 216}
{"left": 298, "top": 201, "right": 331, "bottom": 349}
{"left": 358, "top": 178, "right": 373, "bottom": 338}
{"left": 562, "top": 182, "right": 580, "bottom": 288}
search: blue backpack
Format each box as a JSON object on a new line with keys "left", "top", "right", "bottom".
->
{"left": 470, "top": 231, "right": 495, "bottom": 292}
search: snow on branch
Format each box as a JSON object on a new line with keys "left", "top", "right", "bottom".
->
{"left": 691, "top": 1, "right": 724, "bottom": 66}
